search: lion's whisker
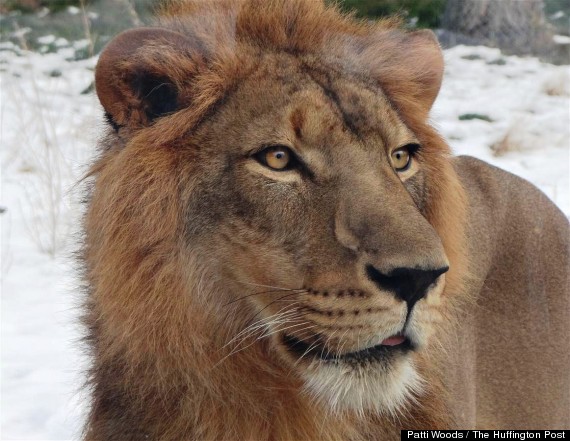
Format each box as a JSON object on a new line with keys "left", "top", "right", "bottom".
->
{"left": 230, "top": 280, "right": 304, "bottom": 291}
{"left": 223, "top": 304, "right": 301, "bottom": 349}
{"left": 229, "top": 298, "right": 301, "bottom": 342}
{"left": 321, "top": 327, "right": 340, "bottom": 361}
{"left": 241, "top": 291, "right": 307, "bottom": 330}
{"left": 255, "top": 321, "right": 313, "bottom": 343}
{"left": 336, "top": 327, "right": 352, "bottom": 358}
{"left": 215, "top": 314, "right": 308, "bottom": 368}
{"left": 222, "top": 287, "right": 307, "bottom": 307}
{"left": 225, "top": 300, "right": 303, "bottom": 346}
{"left": 293, "top": 335, "right": 322, "bottom": 368}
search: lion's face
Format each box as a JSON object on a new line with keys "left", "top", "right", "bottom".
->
{"left": 95, "top": 2, "right": 454, "bottom": 415}
{"left": 183, "top": 53, "right": 449, "bottom": 414}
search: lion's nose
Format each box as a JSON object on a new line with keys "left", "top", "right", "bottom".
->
{"left": 365, "top": 264, "right": 449, "bottom": 308}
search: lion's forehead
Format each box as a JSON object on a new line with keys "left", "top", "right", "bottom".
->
{"left": 209, "top": 53, "right": 416, "bottom": 156}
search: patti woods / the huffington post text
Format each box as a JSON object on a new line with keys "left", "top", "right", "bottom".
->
{"left": 402, "top": 431, "right": 568, "bottom": 440}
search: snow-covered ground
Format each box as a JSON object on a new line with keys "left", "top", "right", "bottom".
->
{"left": 1, "top": 41, "right": 568, "bottom": 440}
{"left": 1, "top": 41, "right": 98, "bottom": 441}
{"left": 435, "top": 45, "right": 569, "bottom": 213}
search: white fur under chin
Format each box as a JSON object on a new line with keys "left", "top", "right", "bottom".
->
{"left": 301, "top": 356, "right": 423, "bottom": 418}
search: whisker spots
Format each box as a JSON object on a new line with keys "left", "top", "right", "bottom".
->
{"left": 313, "top": 323, "right": 366, "bottom": 331}
{"left": 302, "top": 305, "right": 388, "bottom": 317}
{"left": 304, "top": 287, "right": 369, "bottom": 298}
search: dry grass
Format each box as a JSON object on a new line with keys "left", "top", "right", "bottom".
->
{"left": 490, "top": 118, "right": 532, "bottom": 157}
{"left": 541, "top": 69, "right": 570, "bottom": 97}
{"left": 4, "top": 75, "right": 76, "bottom": 257}
{"left": 1, "top": 7, "right": 97, "bottom": 258}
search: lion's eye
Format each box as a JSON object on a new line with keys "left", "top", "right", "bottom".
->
{"left": 390, "top": 144, "right": 418, "bottom": 172}
{"left": 255, "top": 145, "right": 294, "bottom": 171}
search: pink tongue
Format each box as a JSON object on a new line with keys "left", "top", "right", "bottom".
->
{"left": 381, "top": 335, "right": 406, "bottom": 346}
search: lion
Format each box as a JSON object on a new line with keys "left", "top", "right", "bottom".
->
{"left": 82, "top": 0, "right": 570, "bottom": 439}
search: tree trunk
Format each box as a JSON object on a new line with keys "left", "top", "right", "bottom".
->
{"left": 442, "top": 0, "right": 553, "bottom": 56}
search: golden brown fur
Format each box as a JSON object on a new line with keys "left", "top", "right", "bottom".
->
{"left": 83, "top": 1, "right": 569, "bottom": 439}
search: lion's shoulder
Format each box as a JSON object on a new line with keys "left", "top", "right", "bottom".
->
{"left": 453, "top": 153, "right": 569, "bottom": 281}
{"left": 453, "top": 155, "right": 567, "bottom": 225}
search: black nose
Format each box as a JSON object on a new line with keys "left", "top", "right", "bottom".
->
{"left": 366, "top": 264, "right": 449, "bottom": 308}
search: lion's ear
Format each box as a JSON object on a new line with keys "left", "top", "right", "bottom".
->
{"left": 367, "top": 28, "right": 444, "bottom": 116}
{"left": 405, "top": 29, "right": 444, "bottom": 112}
{"left": 95, "top": 28, "right": 198, "bottom": 129}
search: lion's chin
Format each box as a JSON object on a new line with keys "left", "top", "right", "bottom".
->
{"left": 279, "top": 334, "right": 423, "bottom": 416}
{"left": 301, "top": 354, "right": 423, "bottom": 416}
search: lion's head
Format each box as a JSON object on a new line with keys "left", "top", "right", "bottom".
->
{"left": 88, "top": 0, "right": 467, "bottom": 425}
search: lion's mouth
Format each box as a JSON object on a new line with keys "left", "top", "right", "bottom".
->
{"left": 281, "top": 333, "right": 413, "bottom": 363}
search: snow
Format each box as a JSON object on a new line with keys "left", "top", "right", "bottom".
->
{"left": 1, "top": 43, "right": 98, "bottom": 441}
{"left": 553, "top": 34, "right": 570, "bottom": 45}
{"left": 434, "top": 45, "right": 569, "bottom": 215}
{"left": 1, "top": 42, "right": 568, "bottom": 440}
{"left": 36, "top": 35, "right": 56, "bottom": 45}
